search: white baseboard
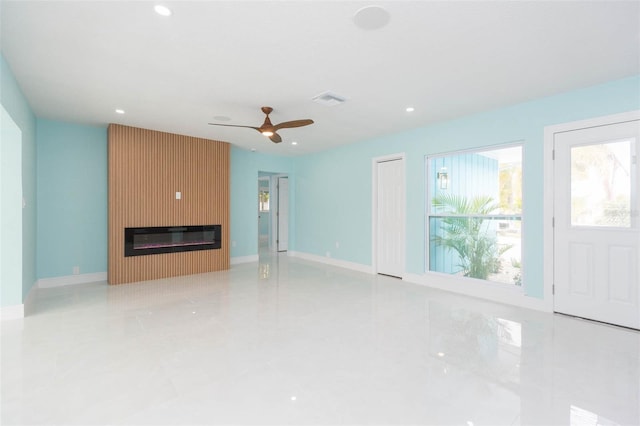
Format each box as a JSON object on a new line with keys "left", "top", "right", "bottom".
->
{"left": 1, "top": 280, "right": 38, "bottom": 320}
{"left": 230, "top": 255, "right": 259, "bottom": 265}
{"left": 288, "top": 251, "right": 374, "bottom": 274}
{"left": 37, "top": 272, "right": 107, "bottom": 289}
{"left": 1, "top": 304, "right": 24, "bottom": 321}
{"left": 23, "top": 281, "right": 38, "bottom": 316}
{"left": 403, "top": 272, "right": 552, "bottom": 312}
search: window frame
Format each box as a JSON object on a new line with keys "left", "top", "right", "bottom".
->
{"left": 425, "top": 142, "right": 525, "bottom": 287}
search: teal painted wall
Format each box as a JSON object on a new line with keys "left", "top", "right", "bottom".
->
{"left": 26, "top": 126, "right": 295, "bottom": 277}
{"left": 0, "top": 53, "right": 37, "bottom": 305}
{"left": 31, "top": 129, "right": 295, "bottom": 279}
{"left": 292, "top": 75, "right": 640, "bottom": 299}
{"left": 294, "top": 147, "right": 374, "bottom": 265}
{"left": 230, "top": 146, "right": 293, "bottom": 258}
{"left": 36, "top": 119, "right": 107, "bottom": 278}
{"left": 4, "top": 52, "right": 637, "bottom": 305}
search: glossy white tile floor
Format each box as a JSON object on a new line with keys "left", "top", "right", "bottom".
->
{"left": 2, "top": 254, "right": 639, "bottom": 425}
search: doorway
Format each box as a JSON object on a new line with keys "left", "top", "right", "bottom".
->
{"left": 257, "top": 172, "right": 289, "bottom": 254}
{"left": 373, "top": 154, "right": 405, "bottom": 278}
{"left": 258, "top": 177, "right": 271, "bottom": 250}
{"left": 551, "top": 114, "right": 639, "bottom": 329}
{"left": 277, "top": 176, "right": 289, "bottom": 252}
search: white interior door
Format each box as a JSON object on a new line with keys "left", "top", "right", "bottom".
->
{"left": 277, "top": 177, "right": 289, "bottom": 252}
{"left": 377, "top": 158, "right": 404, "bottom": 277}
{"left": 554, "top": 119, "right": 639, "bottom": 329}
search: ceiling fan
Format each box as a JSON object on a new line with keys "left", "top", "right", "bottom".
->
{"left": 208, "top": 106, "right": 314, "bottom": 143}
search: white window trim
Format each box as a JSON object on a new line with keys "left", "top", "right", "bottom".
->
{"left": 424, "top": 142, "right": 525, "bottom": 289}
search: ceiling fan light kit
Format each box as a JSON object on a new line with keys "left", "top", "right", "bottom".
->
{"left": 209, "top": 106, "right": 314, "bottom": 144}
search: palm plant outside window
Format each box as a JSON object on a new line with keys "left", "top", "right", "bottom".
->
{"left": 427, "top": 145, "right": 523, "bottom": 285}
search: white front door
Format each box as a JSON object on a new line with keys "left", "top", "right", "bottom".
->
{"left": 376, "top": 158, "right": 404, "bottom": 277}
{"left": 277, "top": 177, "right": 289, "bottom": 252}
{"left": 553, "top": 118, "right": 640, "bottom": 329}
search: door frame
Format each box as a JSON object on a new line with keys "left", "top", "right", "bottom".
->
{"left": 257, "top": 173, "right": 289, "bottom": 252}
{"left": 543, "top": 110, "right": 640, "bottom": 312}
{"left": 371, "top": 153, "right": 406, "bottom": 276}
{"left": 277, "top": 176, "right": 289, "bottom": 252}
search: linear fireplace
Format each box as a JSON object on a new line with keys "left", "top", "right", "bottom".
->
{"left": 124, "top": 225, "right": 221, "bottom": 257}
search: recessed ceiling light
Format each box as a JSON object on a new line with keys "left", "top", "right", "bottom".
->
{"left": 154, "top": 5, "right": 172, "bottom": 16}
{"left": 115, "top": 109, "right": 125, "bottom": 114}
{"left": 291, "top": 141, "right": 298, "bottom": 145}
{"left": 437, "top": 352, "right": 445, "bottom": 357}
{"left": 406, "top": 107, "right": 415, "bottom": 112}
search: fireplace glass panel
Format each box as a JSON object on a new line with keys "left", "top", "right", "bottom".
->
{"left": 125, "top": 225, "right": 221, "bottom": 256}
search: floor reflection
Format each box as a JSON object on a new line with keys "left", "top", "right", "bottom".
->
{"left": 1, "top": 255, "right": 638, "bottom": 425}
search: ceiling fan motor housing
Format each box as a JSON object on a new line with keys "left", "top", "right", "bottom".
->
{"left": 259, "top": 107, "right": 274, "bottom": 134}
{"left": 208, "top": 106, "right": 313, "bottom": 144}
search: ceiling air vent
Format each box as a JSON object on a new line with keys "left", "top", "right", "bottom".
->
{"left": 312, "top": 91, "right": 347, "bottom": 107}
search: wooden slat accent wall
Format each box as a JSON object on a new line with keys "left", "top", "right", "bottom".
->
{"left": 108, "top": 124, "right": 230, "bottom": 285}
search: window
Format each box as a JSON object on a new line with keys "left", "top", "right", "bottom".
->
{"left": 259, "top": 190, "right": 270, "bottom": 212}
{"left": 427, "top": 145, "right": 523, "bottom": 286}
{"left": 571, "top": 139, "right": 633, "bottom": 228}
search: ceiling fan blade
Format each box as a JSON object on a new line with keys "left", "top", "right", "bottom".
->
{"left": 273, "top": 119, "right": 314, "bottom": 131}
{"left": 269, "top": 132, "right": 282, "bottom": 143}
{"left": 208, "top": 123, "right": 260, "bottom": 131}
{"left": 208, "top": 108, "right": 312, "bottom": 145}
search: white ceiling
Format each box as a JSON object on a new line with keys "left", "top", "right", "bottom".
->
{"left": 1, "top": 1, "right": 638, "bottom": 156}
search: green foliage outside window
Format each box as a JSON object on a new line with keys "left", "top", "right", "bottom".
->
{"left": 431, "top": 193, "right": 512, "bottom": 280}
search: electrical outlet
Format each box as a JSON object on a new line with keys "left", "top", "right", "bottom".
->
{"left": 73, "top": 266, "right": 80, "bottom": 275}
{"left": 335, "top": 241, "right": 340, "bottom": 249}
{"left": 232, "top": 240, "right": 237, "bottom": 247}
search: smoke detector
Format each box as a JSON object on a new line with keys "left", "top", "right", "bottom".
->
{"left": 312, "top": 91, "right": 347, "bottom": 107}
